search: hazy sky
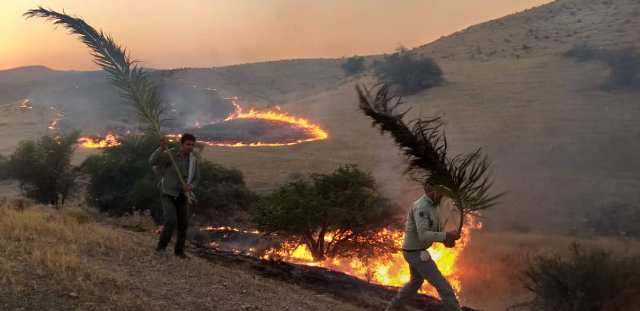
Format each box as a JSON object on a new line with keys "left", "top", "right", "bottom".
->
{"left": 1, "top": 0, "right": 551, "bottom": 70}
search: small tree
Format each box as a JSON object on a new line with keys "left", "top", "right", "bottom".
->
{"left": 341, "top": 55, "right": 366, "bottom": 76}
{"left": 253, "top": 165, "right": 397, "bottom": 261}
{"left": 373, "top": 49, "right": 444, "bottom": 95}
{"left": 7, "top": 131, "right": 80, "bottom": 206}
{"left": 522, "top": 244, "right": 640, "bottom": 311}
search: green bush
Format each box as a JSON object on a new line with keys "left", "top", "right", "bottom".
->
{"left": 373, "top": 49, "right": 444, "bottom": 95}
{"left": 253, "top": 165, "right": 397, "bottom": 261}
{"left": 0, "top": 154, "right": 9, "bottom": 180}
{"left": 565, "top": 43, "right": 640, "bottom": 90}
{"left": 82, "top": 135, "right": 160, "bottom": 218}
{"left": 341, "top": 55, "right": 366, "bottom": 76}
{"left": 7, "top": 131, "right": 80, "bottom": 206}
{"left": 564, "top": 42, "right": 605, "bottom": 62}
{"left": 82, "top": 135, "right": 256, "bottom": 222}
{"left": 522, "top": 244, "right": 640, "bottom": 311}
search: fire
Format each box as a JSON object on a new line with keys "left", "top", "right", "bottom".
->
{"left": 197, "top": 97, "right": 329, "bottom": 147}
{"left": 262, "top": 217, "right": 482, "bottom": 299}
{"left": 78, "top": 132, "right": 122, "bottom": 149}
{"left": 48, "top": 106, "right": 64, "bottom": 131}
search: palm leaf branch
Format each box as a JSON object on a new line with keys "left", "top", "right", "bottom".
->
{"left": 25, "top": 7, "right": 190, "bottom": 194}
{"left": 357, "top": 84, "right": 503, "bottom": 233}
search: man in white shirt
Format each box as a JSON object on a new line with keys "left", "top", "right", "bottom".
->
{"left": 386, "top": 184, "right": 461, "bottom": 311}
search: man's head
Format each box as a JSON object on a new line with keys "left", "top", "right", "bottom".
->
{"left": 424, "top": 183, "right": 444, "bottom": 204}
{"left": 180, "top": 133, "right": 196, "bottom": 154}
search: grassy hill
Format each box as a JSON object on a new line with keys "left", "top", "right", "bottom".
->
{"left": 0, "top": 198, "right": 363, "bottom": 311}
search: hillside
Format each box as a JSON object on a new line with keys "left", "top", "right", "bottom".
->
{"left": 1, "top": 0, "right": 639, "bottom": 234}
{"left": 414, "top": 0, "right": 640, "bottom": 61}
{"left": 0, "top": 199, "right": 365, "bottom": 311}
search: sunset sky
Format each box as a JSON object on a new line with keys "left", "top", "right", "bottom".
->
{"left": 1, "top": 0, "right": 551, "bottom": 71}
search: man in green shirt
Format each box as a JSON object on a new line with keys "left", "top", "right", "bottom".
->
{"left": 386, "top": 184, "right": 461, "bottom": 311}
{"left": 149, "top": 133, "right": 200, "bottom": 259}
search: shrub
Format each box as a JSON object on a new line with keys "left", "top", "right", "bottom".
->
{"left": 341, "top": 55, "right": 366, "bottom": 76}
{"left": 82, "top": 135, "right": 256, "bottom": 222}
{"left": 522, "top": 244, "right": 640, "bottom": 311}
{"left": 603, "top": 47, "right": 640, "bottom": 89}
{"left": 7, "top": 131, "right": 80, "bottom": 206}
{"left": 564, "top": 42, "right": 604, "bottom": 62}
{"left": 565, "top": 43, "right": 640, "bottom": 90}
{"left": 82, "top": 135, "right": 160, "bottom": 218}
{"left": 253, "top": 165, "right": 397, "bottom": 261}
{"left": 373, "top": 48, "right": 444, "bottom": 95}
{"left": 0, "top": 154, "right": 8, "bottom": 180}
{"left": 197, "top": 161, "right": 258, "bottom": 217}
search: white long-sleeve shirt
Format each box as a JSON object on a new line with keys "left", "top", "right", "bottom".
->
{"left": 402, "top": 195, "right": 447, "bottom": 251}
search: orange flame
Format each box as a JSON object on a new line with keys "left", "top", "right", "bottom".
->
{"left": 196, "top": 97, "right": 328, "bottom": 147}
{"left": 262, "top": 217, "right": 482, "bottom": 299}
{"left": 78, "top": 132, "right": 122, "bottom": 149}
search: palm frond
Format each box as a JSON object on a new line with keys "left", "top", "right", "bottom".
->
{"left": 26, "top": 7, "right": 190, "bottom": 196}
{"left": 24, "top": 7, "right": 165, "bottom": 134}
{"left": 357, "top": 84, "right": 503, "bottom": 231}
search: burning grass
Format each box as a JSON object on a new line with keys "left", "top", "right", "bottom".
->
{"left": 260, "top": 217, "right": 482, "bottom": 299}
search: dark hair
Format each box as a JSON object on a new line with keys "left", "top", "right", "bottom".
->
{"left": 180, "top": 133, "right": 196, "bottom": 144}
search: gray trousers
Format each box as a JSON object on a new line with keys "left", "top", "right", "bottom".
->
{"left": 386, "top": 251, "right": 461, "bottom": 311}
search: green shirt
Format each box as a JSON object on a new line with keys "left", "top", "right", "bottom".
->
{"left": 149, "top": 147, "right": 200, "bottom": 197}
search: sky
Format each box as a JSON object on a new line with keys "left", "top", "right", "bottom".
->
{"left": 0, "top": 0, "right": 551, "bottom": 71}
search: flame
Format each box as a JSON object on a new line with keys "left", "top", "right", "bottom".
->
{"left": 17, "top": 99, "right": 33, "bottom": 111}
{"left": 48, "top": 106, "right": 64, "bottom": 131}
{"left": 196, "top": 97, "right": 328, "bottom": 147}
{"left": 78, "top": 132, "right": 122, "bottom": 149}
{"left": 262, "top": 217, "right": 482, "bottom": 299}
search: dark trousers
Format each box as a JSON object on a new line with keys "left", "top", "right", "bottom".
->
{"left": 157, "top": 193, "right": 189, "bottom": 254}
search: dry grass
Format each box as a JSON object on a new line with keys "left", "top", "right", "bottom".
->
{"left": 0, "top": 199, "right": 365, "bottom": 311}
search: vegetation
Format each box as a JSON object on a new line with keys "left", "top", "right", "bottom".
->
{"left": 522, "top": 244, "right": 640, "bottom": 311}
{"left": 82, "top": 135, "right": 161, "bottom": 218}
{"left": 6, "top": 131, "right": 80, "bottom": 207}
{"left": 565, "top": 43, "right": 640, "bottom": 90}
{"left": 253, "top": 165, "right": 397, "bottom": 261}
{"left": 82, "top": 135, "right": 255, "bottom": 221}
{"left": 341, "top": 55, "right": 366, "bottom": 76}
{"left": 373, "top": 48, "right": 444, "bottom": 95}
{"left": 0, "top": 154, "right": 9, "bottom": 180}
